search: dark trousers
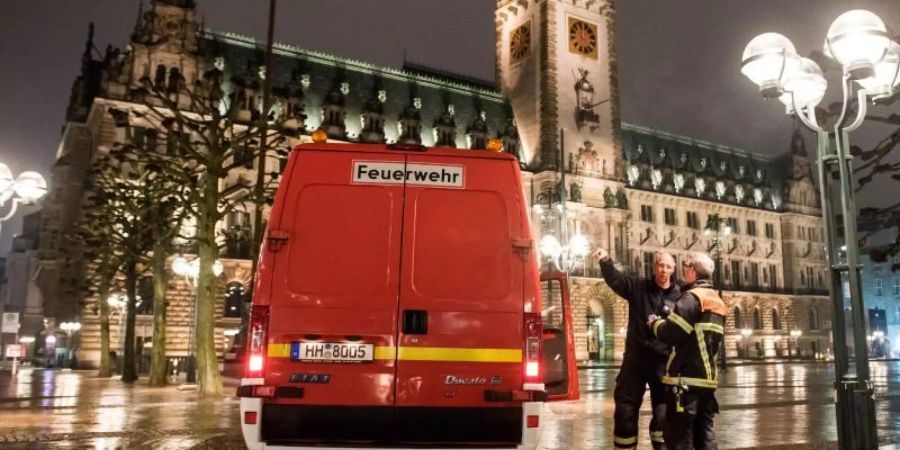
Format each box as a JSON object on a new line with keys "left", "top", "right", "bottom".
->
{"left": 613, "top": 351, "right": 667, "bottom": 449}
{"left": 663, "top": 385, "right": 718, "bottom": 450}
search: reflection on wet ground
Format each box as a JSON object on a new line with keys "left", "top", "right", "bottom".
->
{"left": 0, "top": 361, "right": 898, "bottom": 449}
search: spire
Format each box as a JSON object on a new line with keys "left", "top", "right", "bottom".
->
{"left": 83, "top": 22, "right": 95, "bottom": 63}
{"left": 134, "top": 1, "right": 144, "bottom": 32}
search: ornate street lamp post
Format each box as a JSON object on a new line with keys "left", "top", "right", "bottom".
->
{"left": 172, "top": 256, "right": 223, "bottom": 384}
{"left": 740, "top": 9, "right": 897, "bottom": 449}
{"left": 535, "top": 129, "right": 591, "bottom": 274}
{"left": 0, "top": 164, "right": 47, "bottom": 362}
{"left": 705, "top": 213, "right": 732, "bottom": 369}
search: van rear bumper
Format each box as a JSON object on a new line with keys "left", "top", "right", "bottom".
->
{"left": 240, "top": 398, "right": 543, "bottom": 450}
{"left": 264, "top": 404, "right": 521, "bottom": 446}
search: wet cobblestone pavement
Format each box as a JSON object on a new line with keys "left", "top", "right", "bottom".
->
{"left": 0, "top": 361, "right": 899, "bottom": 449}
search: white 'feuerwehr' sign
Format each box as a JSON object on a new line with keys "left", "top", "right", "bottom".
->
{"left": 352, "top": 161, "right": 464, "bottom": 188}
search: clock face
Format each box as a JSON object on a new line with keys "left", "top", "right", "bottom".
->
{"left": 568, "top": 18, "right": 598, "bottom": 58}
{"left": 510, "top": 23, "right": 531, "bottom": 61}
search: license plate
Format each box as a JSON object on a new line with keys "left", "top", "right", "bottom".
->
{"left": 291, "top": 342, "right": 374, "bottom": 363}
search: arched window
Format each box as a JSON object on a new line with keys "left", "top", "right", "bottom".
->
{"left": 753, "top": 307, "right": 763, "bottom": 330}
{"left": 733, "top": 307, "right": 742, "bottom": 329}
{"left": 771, "top": 308, "right": 781, "bottom": 330}
{"left": 136, "top": 275, "right": 155, "bottom": 316}
{"left": 809, "top": 306, "right": 819, "bottom": 330}
{"left": 154, "top": 64, "right": 167, "bottom": 86}
{"left": 168, "top": 67, "right": 181, "bottom": 93}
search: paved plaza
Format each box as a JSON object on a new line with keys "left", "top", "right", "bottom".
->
{"left": 0, "top": 361, "right": 898, "bottom": 449}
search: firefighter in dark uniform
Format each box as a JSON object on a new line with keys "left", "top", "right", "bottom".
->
{"left": 648, "top": 252, "right": 726, "bottom": 450}
{"left": 593, "top": 249, "right": 679, "bottom": 450}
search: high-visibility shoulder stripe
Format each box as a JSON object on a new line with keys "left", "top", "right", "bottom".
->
{"left": 667, "top": 313, "right": 693, "bottom": 334}
{"left": 267, "top": 344, "right": 521, "bottom": 363}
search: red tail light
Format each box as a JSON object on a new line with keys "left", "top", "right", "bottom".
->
{"left": 523, "top": 313, "right": 542, "bottom": 383}
{"left": 246, "top": 305, "right": 270, "bottom": 378}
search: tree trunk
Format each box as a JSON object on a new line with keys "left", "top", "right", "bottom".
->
{"left": 148, "top": 245, "right": 170, "bottom": 386}
{"left": 195, "top": 175, "right": 223, "bottom": 396}
{"left": 97, "top": 275, "right": 113, "bottom": 378}
{"left": 121, "top": 258, "right": 139, "bottom": 383}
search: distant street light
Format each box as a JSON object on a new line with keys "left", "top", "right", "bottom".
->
{"left": 740, "top": 9, "right": 896, "bottom": 449}
{"left": 172, "top": 255, "right": 223, "bottom": 384}
{"left": 59, "top": 322, "right": 82, "bottom": 368}
{"left": 789, "top": 329, "right": 803, "bottom": 357}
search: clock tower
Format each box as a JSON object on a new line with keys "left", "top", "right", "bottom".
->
{"left": 496, "top": 0, "right": 620, "bottom": 178}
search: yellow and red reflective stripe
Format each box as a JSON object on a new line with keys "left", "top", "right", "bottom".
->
{"left": 266, "top": 344, "right": 522, "bottom": 363}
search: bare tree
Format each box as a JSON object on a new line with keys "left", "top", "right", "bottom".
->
{"left": 127, "top": 65, "right": 287, "bottom": 395}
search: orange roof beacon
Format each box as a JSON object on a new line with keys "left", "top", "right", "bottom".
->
{"left": 238, "top": 142, "right": 579, "bottom": 449}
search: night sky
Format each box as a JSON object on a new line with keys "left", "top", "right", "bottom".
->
{"left": 0, "top": 0, "right": 897, "bottom": 253}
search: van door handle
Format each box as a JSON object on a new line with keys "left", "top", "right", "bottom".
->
{"left": 402, "top": 310, "right": 428, "bottom": 335}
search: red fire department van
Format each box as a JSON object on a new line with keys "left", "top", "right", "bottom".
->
{"left": 238, "top": 136, "right": 578, "bottom": 449}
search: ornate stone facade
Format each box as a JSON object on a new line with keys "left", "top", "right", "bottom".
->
{"left": 497, "top": 0, "right": 831, "bottom": 361}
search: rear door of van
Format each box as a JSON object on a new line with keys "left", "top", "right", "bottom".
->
{"left": 393, "top": 151, "right": 528, "bottom": 445}
{"left": 262, "top": 147, "right": 404, "bottom": 442}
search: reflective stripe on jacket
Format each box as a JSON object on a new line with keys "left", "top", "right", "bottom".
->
{"left": 651, "top": 279, "right": 725, "bottom": 390}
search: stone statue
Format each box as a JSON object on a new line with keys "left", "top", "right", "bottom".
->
{"left": 615, "top": 188, "right": 628, "bottom": 209}
{"left": 569, "top": 181, "right": 582, "bottom": 203}
{"left": 574, "top": 140, "right": 601, "bottom": 174}
{"left": 603, "top": 187, "right": 616, "bottom": 207}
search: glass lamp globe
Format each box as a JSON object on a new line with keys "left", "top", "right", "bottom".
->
{"left": 857, "top": 40, "right": 900, "bottom": 100}
{"left": 569, "top": 233, "right": 590, "bottom": 258}
{"left": 741, "top": 33, "right": 801, "bottom": 98}
{"left": 539, "top": 234, "right": 562, "bottom": 259}
{"left": 0, "top": 163, "right": 13, "bottom": 193}
{"left": 825, "top": 9, "right": 890, "bottom": 79}
{"left": 779, "top": 57, "right": 828, "bottom": 113}
{"left": 12, "top": 171, "right": 47, "bottom": 202}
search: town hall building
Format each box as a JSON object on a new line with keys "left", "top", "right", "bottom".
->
{"left": 31, "top": 0, "right": 831, "bottom": 368}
